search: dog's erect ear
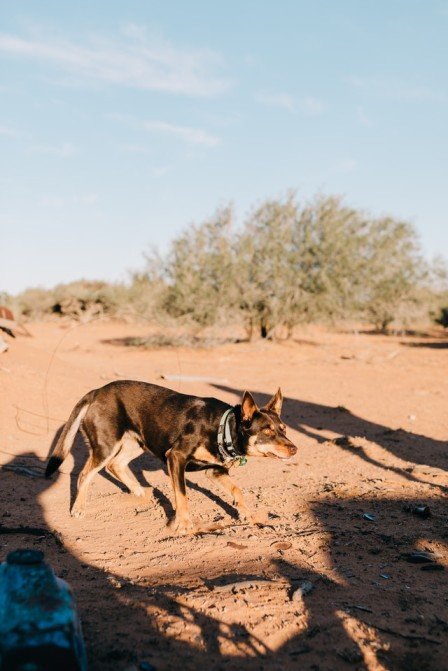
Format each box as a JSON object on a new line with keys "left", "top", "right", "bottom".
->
{"left": 241, "top": 391, "right": 258, "bottom": 423}
{"left": 263, "top": 387, "right": 283, "bottom": 416}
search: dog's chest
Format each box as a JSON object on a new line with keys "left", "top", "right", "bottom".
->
{"left": 191, "top": 444, "right": 222, "bottom": 467}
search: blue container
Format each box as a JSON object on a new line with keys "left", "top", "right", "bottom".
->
{"left": 0, "top": 549, "right": 87, "bottom": 671}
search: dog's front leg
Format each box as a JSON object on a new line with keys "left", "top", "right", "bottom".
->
{"left": 166, "top": 447, "right": 195, "bottom": 534}
{"left": 207, "top": 467, "right": 254, "bottom": 524}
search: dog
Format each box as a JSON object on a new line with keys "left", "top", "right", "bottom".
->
{"left": 45, "top": 381, "right": 297, "bottom": 533}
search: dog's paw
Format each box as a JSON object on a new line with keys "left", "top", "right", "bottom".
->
{"left": 237, "top": 508, "right": 255, "bottom": 525}
{"left": 238, "top": 510, "right": 266, "bottom": 527}
{"left": 167, "top": 515, "right": 196, "bottom": 535}
{"left": 131, "top": 486, "right": 146, "bottom": 498}
{"left": 70, "top": 507, "right": 85, "bottom": 519}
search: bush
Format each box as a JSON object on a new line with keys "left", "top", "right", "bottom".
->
{"left": 232, "top": 194, "right": 429, "bottom": 337}
{"left": 13, "top": 280, "right": 132, "bottom": 322}
{"left": 13, "top": 287, "right": 57, "bottom": 320}
{"left": 358, "top": 218, "right": 425, "bottom": 332}
{"left": 135, "top": 192, "right": 438, "bottom": 338}
{"left": 160, "top": 206, "right": 238, "bottom": 328}
{"left": 10, "top": 191, "right": 446, "bottom": 336}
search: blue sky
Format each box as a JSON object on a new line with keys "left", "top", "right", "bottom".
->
{"left": 1, "top": 0, "right": 447, "bottom": 294}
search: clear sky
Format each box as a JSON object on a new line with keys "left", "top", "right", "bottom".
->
{"left": 1, "top": 0, "right": 447, "bottom": 294}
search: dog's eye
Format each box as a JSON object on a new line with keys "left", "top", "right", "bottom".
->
{"left": 280, "top": 424, "right": 286, "bottom": 432}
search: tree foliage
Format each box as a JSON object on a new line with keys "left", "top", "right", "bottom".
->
{"left": 160, "top": 206, "right": 237, "bottom": 327}
{"left": 10, "top": 192, "right": 444, "bottom": 337}
{"left": 235, "top": 193, "right": 299, "bottom": 338}
{"left": 137, "top": 192, "right": 433, "bottom": 337}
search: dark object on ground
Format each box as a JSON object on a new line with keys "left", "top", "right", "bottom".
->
{"left": 140, "top": 662, "right": 157, "bottom": 671}
{"left": 45, "top": 381, "right": 297, "bottom": 533}
{"left": 0, "top": 328, "right": 14, "bottom": 339}
{"left": 0, "top": 549, "right": 87, "bottom": 671}
{"left": 403, "top": 503, "right": 431, "bottom": 518}
{"left": 402, "top": 551, "right": 437, "bottom": 564}
{"left": 413, "top": 504, "right": 431, "bottom": 518}
{"left": 2, "top": 465, "right": 43, "bottom": 478}
{"left": 291, "top": 580, "right": 313, "bottom": 602}
{"left": 362, "top": 512, "right": 376, "bottom": 521}
{"left": 0, "top": 525, "right": 51, "bottom": 537}
{"left": 0, "top": 306, "right": 32, "bottom": 339}
{"left": 345, "top": 604, "right": 373, "bottom": 613}
{"left": 0, "top": 306, "right": 16, "bottom": 339}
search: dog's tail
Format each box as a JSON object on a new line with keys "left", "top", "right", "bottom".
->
{"left": 45, "top": 392, "right": 93, "bottom": 478}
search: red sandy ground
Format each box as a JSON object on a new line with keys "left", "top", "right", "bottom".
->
{"left": 0, "top": 321, "right": 447, "bottom": 671}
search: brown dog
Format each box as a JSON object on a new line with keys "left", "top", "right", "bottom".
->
{"left": 46, "top": 381, "right": 297, "bottom": 533}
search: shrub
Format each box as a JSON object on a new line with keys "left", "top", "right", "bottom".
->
{"left": 359, "top": 218, "right": 425, "bottom": 332}
{"left": 160, "top": 206, "right": 238, "bottom": 328}
{"left": 13, "top": 280, "right": 132, "bottom": 322}
{"left": 10, "top": 191, "right": 444, "bottom": 337}
{"left": 234, "top": 192, "right": 302, "bottom": 338}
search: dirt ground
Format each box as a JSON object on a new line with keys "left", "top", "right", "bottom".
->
{"left": 1, "top": 320, "right": 447, "bottom": 671}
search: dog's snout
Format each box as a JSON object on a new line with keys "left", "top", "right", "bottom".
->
{"left": 289, "top": 444, "right": 297, "bottom": 456}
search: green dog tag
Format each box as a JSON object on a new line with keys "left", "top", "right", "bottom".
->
{"left": 238, "top": 456, "right": 247, "bottom": 467}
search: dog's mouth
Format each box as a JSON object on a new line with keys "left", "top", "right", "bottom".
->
{"left": 266, "top": 451, "right": 294, "bottom": 461}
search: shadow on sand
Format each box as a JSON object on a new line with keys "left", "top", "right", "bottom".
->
{"left": 1, "top": 389, "right": 447, "bottom": 670}
{"left": 211, "top": 384, "right": 448, "bottom": 486}
{"left": 400, "top": 341, "right": 448, "bottom": 350}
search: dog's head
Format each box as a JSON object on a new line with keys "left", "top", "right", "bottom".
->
{"left": 239, "top": 389, "right": 297, "bottom": 460}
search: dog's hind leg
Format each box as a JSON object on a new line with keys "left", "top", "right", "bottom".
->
{"left": 206, "top": 467, "right": 253, "bottom": 523}
{"left": 106, "top": 433, "right": 145, "bottom": 497}
{"left": 71, "top": 442, "right": 121, "bottom": 518}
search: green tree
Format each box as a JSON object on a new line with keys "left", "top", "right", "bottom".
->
{"left": 360, "top": 217, "right": 424, "bottom": 332}
{"left": 293, "top": 195, "right": 368, "bottom": 324}
{"left": 162, "top": 206, "right": 237, "bottom": 328}
{"left": 235, "top": 192, "right": 299, "bottom": 338}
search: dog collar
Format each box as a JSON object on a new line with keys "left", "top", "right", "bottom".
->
{"left": 217, "top": 408, "right": 241, "bottom": 463}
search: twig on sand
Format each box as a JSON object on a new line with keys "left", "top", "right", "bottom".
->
{"left": 0, "top": 525, "right": 51, "bottom": 536}
{"left": 294, "top": 527, "right": 321, "bottom": 537}
{"left": 345, "top": 604, "right": 373, "bottom": 613}
{"left": 1, "top": 464, "right": 44, "bottom": 478}
{"left": 0, "top": 524, "right": 63, "bottom": 546}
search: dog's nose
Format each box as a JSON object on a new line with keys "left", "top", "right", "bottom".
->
{"left": 289, "top": 444, "right": 298, "bottom": 455}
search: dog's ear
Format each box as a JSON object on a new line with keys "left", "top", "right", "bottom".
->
{"left": 241, "top": 391, "right": 258, "bottom": 423}
{"left": 263, "top": 387, "right": 283, "bottom": 416}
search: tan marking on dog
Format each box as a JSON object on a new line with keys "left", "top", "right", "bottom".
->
{"left": 106, "top": 432, "right": 145, "bottom": 497}
{"left": 206, "top": 469, "right": 253, "bottom": 522}
{"left": 166, "top": 447, "right": 195, "bottom": 534}
{"left": 193, "top": 444, "right": 221, "bottom": 464}
{"left": 245, "top": 434, "right": 265, "bottom": 456}
{"left": 71, "top": 439, "right": 122, "bottom": 518}
{"left": 246, "top": 434, "right": 295, "bottom": 459}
